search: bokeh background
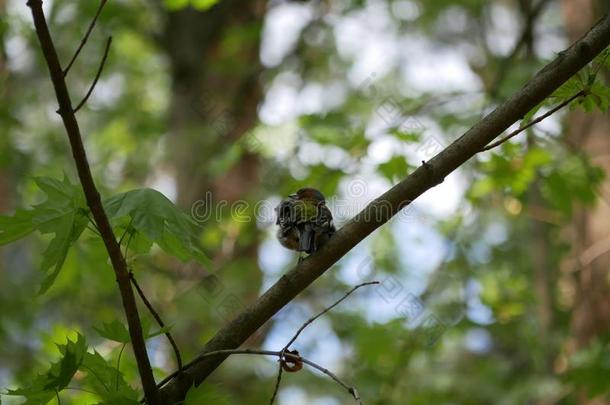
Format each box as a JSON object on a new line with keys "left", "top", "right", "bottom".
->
{"left": 1, "top": 0, "right": 610, "bottom": 403}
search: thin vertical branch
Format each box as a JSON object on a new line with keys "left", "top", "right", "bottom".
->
{"left": 268, "top": 365, "right": 283, "bottom": 405}
{"left": 26, "top": 1, "right": 160, "bottom": 403}
{"left": 73, "top": 36, "right": 112, "bottom": 113}
{"left": 130, "top": 273, "right": 183, "bottom": 371}
{"left": 63, "top": 0, "right": 107, "bottom": 76}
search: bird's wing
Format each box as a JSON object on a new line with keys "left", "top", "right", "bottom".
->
{"left": 315, "top": 204, "right": 335, "bottom": 232}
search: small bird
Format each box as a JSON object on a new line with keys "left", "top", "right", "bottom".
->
{"left": 276, "top": 188, "right": 335, "bottom": 256}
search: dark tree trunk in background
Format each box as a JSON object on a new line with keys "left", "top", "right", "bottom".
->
{"left": 163, "top": 1, "right": 264, "bottom": 209}
{"left": 162, "top": 1, "right": 266, "bottom": 271}
{"left": 159, "top": 1, "right": 268, "bottom": 381}
{"left": 562, "top": 1, "right": 610, "bottom": 403}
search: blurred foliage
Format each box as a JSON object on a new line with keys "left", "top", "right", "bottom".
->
{"left": 1, "top": 0, "right": 610, "bottom": 404}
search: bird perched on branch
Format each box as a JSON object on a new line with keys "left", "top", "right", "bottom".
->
{"left": 276, "top": 188, "right": 335, "bottom": 256}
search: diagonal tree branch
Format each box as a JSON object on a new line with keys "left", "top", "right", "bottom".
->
{"left": 159, "top": 13, "right": 610, "bottom": 403}
{"left": 26, "top": 1, "right": 160, "bottom": 403}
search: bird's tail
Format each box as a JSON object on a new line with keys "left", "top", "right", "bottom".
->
{"left": 299, "top": 224, "right": 316, "bottom": 254}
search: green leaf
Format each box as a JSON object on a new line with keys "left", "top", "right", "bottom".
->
{"left": 585, "top": 80, "right": 610, "bottom": 112}
{"left": 565, "top": 340, "right": 610, "bottom": 398}
{"left": 104, "top": 188, "right": 210, "bottom": 266}
{"left": 551, "top": 75, "right": 584, "bottom": 102}
{"left": 94, "top": 320, "right": 131, "bottom": 343}
{"left": 162, "top": 0, "right": 189, "bottom": 10}
{"left": 192, "top": 0, "right": 221, "bottom": 11}
{"left": 3, "top": 388, "right": 54, "bottom": 405}
{"left": 0, "top": 209, "right": 35, "bottom": 244}
{"left": 389, "top": 128, "right": 422, "bottom": 143}
{"left": 45, "top": 334, "right": 87, "bottom": 391}
{"left": 542, "top": 154, "right": 605, "bottom": 216}
{"left": 299, "top": 113, "right": 370, "bottom": 154}
{"left": 521, "top": 101, "right": 544, "bottom": 124}
{"left": 377, "top": 155, "right": 411, "bottom": 183}
{"left": 145, "top": 324, "right": 174, "bottom": 340}
{"left": 163, "top": 0, "right": 220, "bottom": 11}
{"left": 6, "top": 334, "right": 87, "bottom": 403}
{"left": 81, "top": 350, "right": 139, "bottom": 403}
{"left": 0, "top": 176, "right": 89, "bottom": 294}
{"left": 38, "top": 209, "right": 89, "bottom": 294}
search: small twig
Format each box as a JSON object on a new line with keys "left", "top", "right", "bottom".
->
{"left": 268, "top": 365, "right": 283, "bottom": 405}
{"left": 86, "top": 212, "right": 101, "bottom": 234}
{"left": 283, "top": 281, "right": 379, "bottom": 351}
{"left": 87, "top": 225, "right": 101, "bottom": 237}
{"left": 266, "top": 281, "right": 377, "bottom": 404}
{"left": 122, "top": 231, "right": 134, "bottom": 261}
{"left": 152, "top": 282, "right": 377, "bottom": 404}
{"left": 193, "top": 349, "right": 362, "bottom": 404}
{"left": 481, "top": 90, "right": 585, "bottom": 152}
{"left": 130, "top": 273, "right": 183, "bottom": 371}
{"left": 73, "top": 36, "right": 112, "bottom": 114}
{"left": 118, "top": 217, "right": 134, "bottom": 247}
{"left": 115, "top": 343, "right": 126, "bottom": 390}
{"left": 63, "top": 0, "right": 108, "bottom": 77}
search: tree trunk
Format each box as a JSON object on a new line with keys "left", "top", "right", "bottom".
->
{"left": 562, "top": 0, "right": 610, "bottom": 403}
{"left": 162, "top": 0, "right": 266, "bottom": 275}
{"left": 159, "top": 1, "right": 268, "bottom": 364}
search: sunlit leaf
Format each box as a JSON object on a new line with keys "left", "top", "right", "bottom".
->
{"left": 192, "top": 0, "right": 221, "bottom": 11}
{"left": 94, "top": 320, "right": 131, "bottom": 343}
{"left": 104, "top": 188, "right": 210, "bottom": 266}
{"left": 0, "top": 176, "right": 90, "bottom": 294}
{"left": 6, "top": 334, "right": 87, "bottom": 403}
{"left": 377, "top": 155, "right": 411, "bottom": 182}
{"left": 162, "top": 0, "right": 189, "bottom": 11}
{"left": 81, "top": 350, "right": 140, "bottom": 403}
